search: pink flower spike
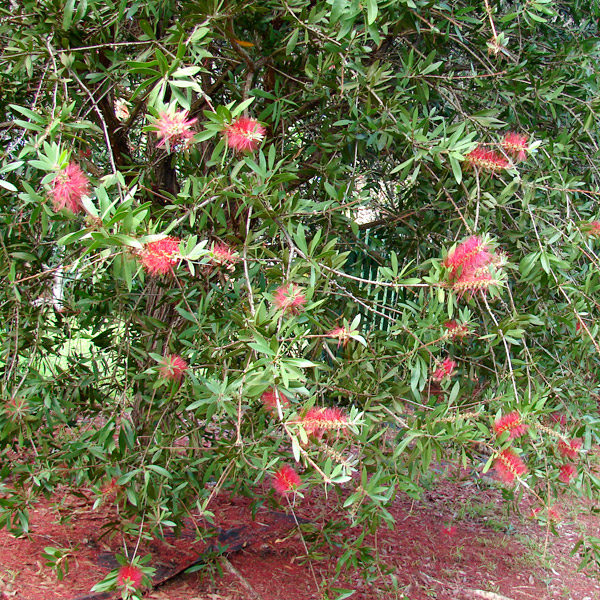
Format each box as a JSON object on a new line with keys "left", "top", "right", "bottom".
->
{"left": 261, "top": 388, "right": 290, "bottom": 414}
{"left": 444, "top": 319, "right": 470, "bottom": 338}
{"left": 558, "top": 464, "right": 577, "bottom": 484}
{"left": 300, "top": 407, "right": 348, "bottom": 438}
{"left": 494, "top": 411, "right": 528, "bottom": 439}
{"left": 465, "top": 145, "right": 510, "bottom": 172}
{"left": 443, "top": 236, "right": 488, "bottom": 272}
{"left": 442, "top": 236, "right": 503, "bottom": 296}
{"left": 493, "top": 449, "right": 528, "bottom": 484}
{"left": 272, "top": 465, "right": 301, "bottom": 495}
{"left": 154, "top": 109, "right": 197, "bottom": 150}
{"left": 210, "top": 243, "right": 239, "bottom": 269}
{"left": 431, "top": 357, "right": 456, "bottom": 382}
{"left": 558, "top": 438, "right": 582, "bottom": 460}
{"left": 116, "top": 564, "right": 144, "bottom": 589}
{"left": 159, "top": 354, "right": 188, "bottom": 382}
{"left": 49, "top": 162, "right": 90, "bottom": 214}
{"left": 441, "top": 525, "right": 457, "bottom": 536}
{"left": 501, "top": 132, "right": 529, "bottom": 161}
{"left": 273, "top": 284, "right": 306, "bottom": 315}
{"left": 223, "top": 116, "right": 266, "bottom": 153}
{"left": 139, "top": 237, "right": 181, "bottom": 276}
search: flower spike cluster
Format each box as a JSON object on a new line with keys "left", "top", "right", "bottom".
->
{"left": 223, "top": 116, "right": 266, "bottom": 153}
{"left": 494, "top": 411, "right": 528, "bottom": 439}
{"left": 493, "top": 448, "right": 528, "bottom": 484}
{"left": 431, "top": 357, "right": 456, "bottom": 382}
{"left": 209, "top": 242, "right": 239, "bottom": 269}
{"left": 159, "top": 354, "right": 188, "bottom": 382}
{"left": 443, "top": 235, "right": 504, "bottom": 295}
{"left": 273, "top": 283, "right": 306, "bottom": 315}
{"left": 558, "top": 463, "right": 577, "bottom": 484}
{"left": 444, "top": 319, "right": 470, "bottom": 339}
{"left": 464, "top": 131, "right": 529, "bottom": 173}
{"left": 116, "top": 564, "right": 144, "bottom": 589}
{"left": 465, "top": 145, "right": 510, "bottom": 172}
{"left": 139, "top": 237, "right": 181, "bottom": 276}
{"left": 261, "top": 388, "right": 290, "bottom": 414}
{"left": 300, "top": 407, "right": 348, "bottom": 438}
{"left": 49, "top": 162, "right": 90, "bottom": 214}
{"left": 154, "top": 109, "right": 197, "bottom": 150}
{"left": 501, "top": 132, "right": 529, "bottom": 161}
{"left": 272, "top": 465, "right": 301, "bottom": 495}
{"left": 558, "top": 437, "right": 582, "bottom": 460}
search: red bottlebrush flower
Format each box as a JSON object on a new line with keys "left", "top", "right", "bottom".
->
{"left": 465, "top": 145, "right": 510, "bottom": 172}
{"left": 443, "top": 235, "right": 503, "bottom": 295}
{"left": 443, "top": 235, "right": 492, "bottom": 275}
{"left": 154, "top": 109, "right": 197, "bottom": 150}
{"left": 441, "top": 525, "right": 457, "bottom": 536}
{"left": 431, "top": 357, "right": 457, "bottom": 382}
{"left": 261, "top": 388, "right": 290, "bottom": 413}
{"left": 444, "top": 319, "right": 470, "bottom": 338}
{"left": 49, "top": 162, "right": 90, "bottom": 213}
{"left": 501, "top": 132, "right": 529, "bottom": 161}
{"left": 209, "top": 242, "right": 239, "bottom": 269}
{"left": 558, "top": 463, "right": 577, "bottom": 484}
{"left": 550, "top": 412, "right": 567, "bottom": 426}
{"left": 493, "top": 449, "right": 528, "bottom": 483}
{"left": 223, "top": 116, "right": 266, "bottom": 153}
{"left": 558, "top": 438, "right": 582, "bottom": 460}
{"left": 272, "top": 465, "right": 301, "bottom": 495}
{"left": 585, "top": 221, "right": 600, "bottom": 238}
{"left": 301, "top": 407, "right": 348, "bottom": 437}
{"left": 139, "top": 237, "right": 181, "bottom": 276}
{"left": 273, "top": 283, "right": 306, "bottom": 315}
{"left": 116, "top": 564, "right": 144, "bottom": 589}
{"left": 494, "top": 411, "right": 528, "bottom": 439}
{"left": 159, "top": 354, "right": 188, "bottom": 382}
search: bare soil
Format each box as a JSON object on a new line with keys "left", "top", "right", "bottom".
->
{"left": 1, "top": 466, "right": 599, "bottom": 600}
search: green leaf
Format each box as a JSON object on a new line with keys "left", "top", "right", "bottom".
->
{"left": 62, "top": 0, "right": 75, "bottom": 30}
{"left": 366, "top": 0, "right": 378, "bottom": 25}
{"left": 286, "top": 28, "right": 300, "bottom": 55}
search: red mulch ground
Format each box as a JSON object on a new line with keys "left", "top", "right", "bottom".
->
{"left": 1, "top": 466, "right": 599, "bottom": 600}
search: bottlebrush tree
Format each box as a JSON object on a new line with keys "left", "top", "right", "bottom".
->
{"left": 1, "top": 0, "right": 600, "bottom": 594}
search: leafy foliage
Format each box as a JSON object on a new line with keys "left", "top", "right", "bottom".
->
{"left": 1, "top": 0, "right": 600, "bottom": 591}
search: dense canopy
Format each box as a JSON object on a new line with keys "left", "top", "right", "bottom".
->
{"left": 1, "top": 0, "right": 600, "bottom": 592}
